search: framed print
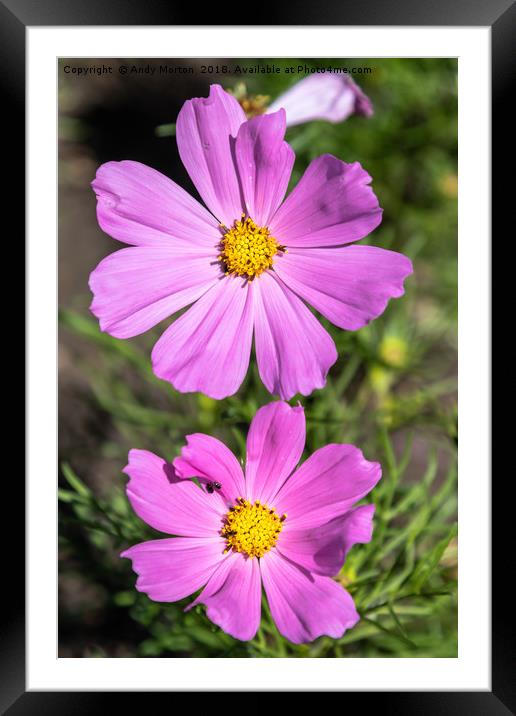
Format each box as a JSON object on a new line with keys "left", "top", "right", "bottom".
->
{"left": 7, "top": 0, "right": 508, "bottom": 710}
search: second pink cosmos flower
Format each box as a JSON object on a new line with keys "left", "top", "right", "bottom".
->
{"left": 122, "top": 401, "right": 381, "bottom": 643}
{"left": 90, "top": 84, "right": 412, "bottom": 400}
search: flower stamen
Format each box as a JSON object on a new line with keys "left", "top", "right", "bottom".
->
{"left": 219, "top": 215, "right": 285, "bottom": 279}
{"left": 239, "top": 94, "right": 270, "bottom": 118}
{"left": 221, "top": 497, "right": 286, "bottom": 558}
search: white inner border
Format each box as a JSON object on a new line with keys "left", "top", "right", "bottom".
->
{"left": 27, "top": 26, "right": 490, "bottom": 691}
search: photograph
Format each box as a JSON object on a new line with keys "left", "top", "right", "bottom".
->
{"left": 58, "top": 57, "right": 458, "bottom": 659}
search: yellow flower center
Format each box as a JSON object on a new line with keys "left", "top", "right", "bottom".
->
{"left": 227, "top": 82, "right": 270, "bottom": 118}
{"left": 219, "top": 215, "right": 285, "bottom": 279}
{"left": 239, "top": 94, "right": 270, "bottom": 118}
{"left": 221, "top": 497, "right": 286, "bottom": 559}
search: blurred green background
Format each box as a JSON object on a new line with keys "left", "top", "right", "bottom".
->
{"left": 58, "top": 58, "right": 457, "bottom": 658}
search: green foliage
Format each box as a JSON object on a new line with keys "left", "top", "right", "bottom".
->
{"left": 59, "top": 58, "right": 457, "bottom": 658}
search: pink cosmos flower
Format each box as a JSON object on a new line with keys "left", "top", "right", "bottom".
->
{"left": 89, "top": 84, "right": 412, "bottom": 400}
{"left": 268, "top": 73, "right": 374, "bottom": 127}
{"left": 122, "top": 401, "right": 381, "bottom": 643}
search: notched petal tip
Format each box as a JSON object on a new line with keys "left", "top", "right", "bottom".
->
{"left": 250, "top": 105, "right": 287, "bottom": 130}
{"left": 124, "top": 447, "right": 150, "bottom": 472}
{"left": 90, "top": 160, "right": 125, "bottom": 194}
{"left": 273, "top": 106, "right": 287, "bottom": 124}
{"left": 401, "top": 254, "right": 414, "bottom": 278}
{"left": 206, "top": 83, "right": 226, "bottom": 101}
{"left": 365, "top": 460, "right": 382, "bottom": 489}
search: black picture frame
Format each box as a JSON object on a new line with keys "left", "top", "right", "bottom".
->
{"left": 8, "top": 0, "right": 506, "bottom": 710}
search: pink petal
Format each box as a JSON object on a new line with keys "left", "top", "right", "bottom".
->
{"left": 268, "top": 74, "right": 373, "bottom": 127}
{"left": 124, "top": 449, "right": 225, "bottom": 537}
{"left": 186, "top": 553, "right": 262, "bottom": 641}
{"left": 91, "top": 160, "right": 220, "bottom": 247}
{"left": 245, "top": 401, "right": 305, "bottom": 504}
{"left": 252, "top": 272, "right": 337, "bottom": 400}
{"left": 176, "top": 84, "right": 246, "bottom": 226}
{"left": 89, "top": 246, "right": 220, "bottom": 339}
{"left": 349, "top": 77, "right": 374, "bottom": 118}
{"left": 260, "top": 550, "right": 359, "bottom": 643}
{"left": 121, "top": 536, "right": 226, "bottom": 602}
{"left": 173, "top": 433, "right": 246, "bottom": 507}
{"left": 151, "top": 275, "right": 253, "bottom": 399}
{"left": 274, "top": 444, "right": 381, "bottom": 529}
{"left": 269, "top": 154, "right": 382, "bottom": 248}
{"left": 278, "top": 504, "right": 376, "bottom": 576}
{"left": 274, "top": 245, "right": 413, "bottom": 331}
{"left": 234, "top": 110, "right": 294, "bottom": 226}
